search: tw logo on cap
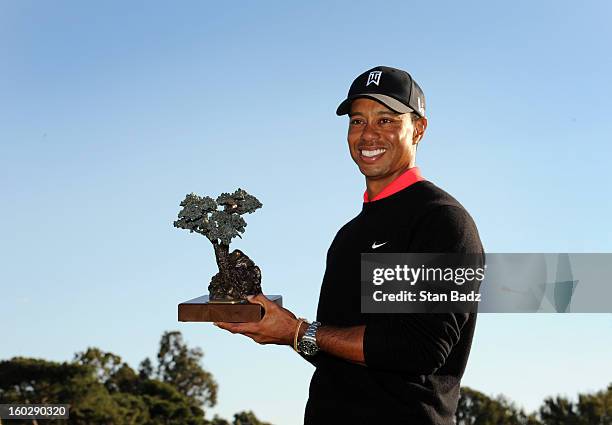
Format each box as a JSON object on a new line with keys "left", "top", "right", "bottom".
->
{"left": 366, "top": 71, "right": 382, "bottom": 86}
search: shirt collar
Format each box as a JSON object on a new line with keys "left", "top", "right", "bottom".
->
{"left": 363, "top": 166, "right": 425, "bottom": 203}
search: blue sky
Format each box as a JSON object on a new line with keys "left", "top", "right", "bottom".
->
{"left": 1, "top": 1, "right": 611, "bottom": 424}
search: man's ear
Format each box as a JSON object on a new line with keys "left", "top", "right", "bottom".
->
{"left": 413, "top": 117, "right": 428, "bottom": 144}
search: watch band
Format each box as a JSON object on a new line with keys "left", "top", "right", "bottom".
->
{"left": 304, "top": 321, "right": 320, "bottom": 340}
{"left": 298, "top": 321, "right": 321, "bottom": 355}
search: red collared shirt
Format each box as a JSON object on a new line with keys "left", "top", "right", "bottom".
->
{"left": 363, "top": 167, "right": 425, "bottom": 203}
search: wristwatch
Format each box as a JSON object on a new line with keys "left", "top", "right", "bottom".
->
{"left": 298, "top": 321, "right": 321, "bottom": 356}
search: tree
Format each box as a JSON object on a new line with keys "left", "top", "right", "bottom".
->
{"left": 155, "top": 330, "right": 218, "bottom": 408}
{"left": 138, "top": 357, "right": 154, "bottom": 380}
{"left": 456, "top": 387, "right": 541, "bottom": 425}
{"left": 540, "top": 384, "right": 611, "bottom": 425}
{"left": 0, "top": 357, "right": 127, "bottom": 424}
{"left": 210, "top": 416, "right": 231, "bottom": 425}
{"left": 575, "top": 384, "right": 611, "bottom": 425}
{"left": 539, "top": 395, "right": 579, "bottom": 425}
{"left": 0, "top": 335, "right": 215, "bottom": 425}
{"left": 173, "top": 189, "right": 262, "bottom": 299}
{"left": 231, "top": 410, "right": 272, "bottom": 425}
{"left": 2, "top": 341, "right": 609, "bottom": 425}
{"left": 74, "top": 347, "right": 133, "bottom": 393}
{"left": 138, "top": 379, "right": 206, "bottom": 425}
{"left": 0, "top": 331, "right": 272, "bottom": 425}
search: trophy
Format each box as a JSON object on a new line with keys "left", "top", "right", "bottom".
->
{"left": 175, "top": 188, "right": 282, "bottom": 322}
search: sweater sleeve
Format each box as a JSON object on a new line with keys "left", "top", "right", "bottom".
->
{"left": 298, "top": 349, "right": 321, "bottom": 367}
{"left": 363, "top": 205, "right": 484, "bottom": 373}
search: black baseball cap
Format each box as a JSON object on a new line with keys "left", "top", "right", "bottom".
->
{"left": 336, "top": 66, "right": 426, "bottom": 117}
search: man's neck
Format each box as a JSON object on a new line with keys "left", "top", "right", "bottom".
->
{"left": 365, "top": 164, "right": 414, "bottom": 201}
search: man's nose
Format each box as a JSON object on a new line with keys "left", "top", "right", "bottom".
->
{"left": 361, "top": 123, "right": 379, "bottom": 142}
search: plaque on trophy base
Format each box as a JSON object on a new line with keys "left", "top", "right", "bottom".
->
{"left": 178, "top": 294, "right": 282, "bottom": 322}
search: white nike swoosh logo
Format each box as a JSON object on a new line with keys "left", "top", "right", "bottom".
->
{"left": 371, "top": 241, "right": 388, "bottom": 249}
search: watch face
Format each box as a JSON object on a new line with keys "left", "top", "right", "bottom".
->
{"left": 298, "top": 340, "right": 318, "bottom": 356}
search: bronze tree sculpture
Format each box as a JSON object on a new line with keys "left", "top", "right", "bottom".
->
{"left": 173, "top": 189, "right": 263, "bottom": 301}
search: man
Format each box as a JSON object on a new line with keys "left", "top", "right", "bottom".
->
{"left": 215, "top": 66, "right": 484, "bottom": 424}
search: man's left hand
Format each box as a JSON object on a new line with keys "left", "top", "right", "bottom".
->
{"left": 214, "top": 293, "right": 299, "bottom": 346}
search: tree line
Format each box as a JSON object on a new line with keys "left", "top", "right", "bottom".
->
{"left": 0, "top": 331, "right": 609, "bottom": 424}
{"left": 0, "top": 331, "right": 268, "bottom": 425}
{"left": 457, "top": 384, "right": 610, "bottom": 425}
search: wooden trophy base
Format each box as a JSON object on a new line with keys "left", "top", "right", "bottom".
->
{"left": 178, "top": 295, "right": 283, "bottom": 323}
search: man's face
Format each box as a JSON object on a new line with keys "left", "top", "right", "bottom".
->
{"left": 347, "top": 98, "right": 421, "bottom": 180}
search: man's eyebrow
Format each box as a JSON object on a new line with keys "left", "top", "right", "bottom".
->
{"left": 349, "top": 110, "right": 400, "bottom": 117}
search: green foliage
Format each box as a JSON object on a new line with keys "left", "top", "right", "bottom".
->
{"left": 2, "top": 334, "right": 608, "bottom": 425}
{"left": 74, "top": 347, "right": 130, "bottom": 392}
{"left": 138, "top": 357, "right": 154, "bottom": 379}
{"left": 111, "top": 392, "right": 151, "bottom": 425}
{"left": 174, "top": 193, "right": 218, "bottom": 241}
{"left": 0, "top": 357, "right": 129, "bottom": 424}
{"left": 576, "top": 384, "right": 612, "bottom": 425}
{"left": 205, "top": 411, "right": 271, "bottom": 425}
{"left": 174, "top": 189, "right": 261, "bottom": 246}
{"left": 138, "top": 379, "right": 206, "bottom": 425}
{"left": 232, "top": 410, "right": 272, "bottom": 425}
{"left": 208, "top": 210, "right": 247, "bottom": 246}
{"left": 457, "top": 385, "right": 611, "bottom": 425}
{"left": 155, "top": 330, "right": 218, "bottom": 408}
{"left": 539, "top": 395, "right": 578, "bottom": 425}
{"left": 0, "top": 331, "right": 262, "bottom": 425}
{"left": 456, "top": 386, "right": 536, "bottom": 425}
{"left": 0, "top": 357, "right": 103, "bottom": 406}
{"left": 539, "top": 384, "right": 611, "bottom": 425}
{"left": 210, "top": 415, "right": 231, "bottom": 425}
{"left": 216, "top": 189, "right": 263, "bottom": 215}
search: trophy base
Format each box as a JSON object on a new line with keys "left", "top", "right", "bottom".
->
{"left": 178, "top": 294, "right": 282, "bottom": 323}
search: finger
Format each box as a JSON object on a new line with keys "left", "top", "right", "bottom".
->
{"left": 213, "top": 322, "right": 233, "bottom": 331}
{"left": 247, "top": 293, "right": 269, "bottom": 307}
{"left": 214, "top": 322, "right": 245, "bottom": 333}
{"left": 247, "top": 293, "right": 276, "bottom": 317}
{"left": 214, "top": 321, "right": 257, "bottom": 334}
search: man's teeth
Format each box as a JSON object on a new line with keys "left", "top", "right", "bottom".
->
{"left": 361, "top": 148, "right": 386, "bottom": 157}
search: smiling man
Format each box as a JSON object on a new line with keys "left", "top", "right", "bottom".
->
{"left": 346, "top": 96, "right": 425, "bottom": 199}
{"left": 215, "top": 66, "right": 484, "bottom": 424}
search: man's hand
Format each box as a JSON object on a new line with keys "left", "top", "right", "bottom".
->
{"left": 214, "top": 294, "right": 367, "bottom": 365}
{"left": 214, "top": 293, "right": 299, "bottom": 346}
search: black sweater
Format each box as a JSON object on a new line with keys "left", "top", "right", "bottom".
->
{"left": 304, "top": 180, "right": 484, "bottom": 425}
